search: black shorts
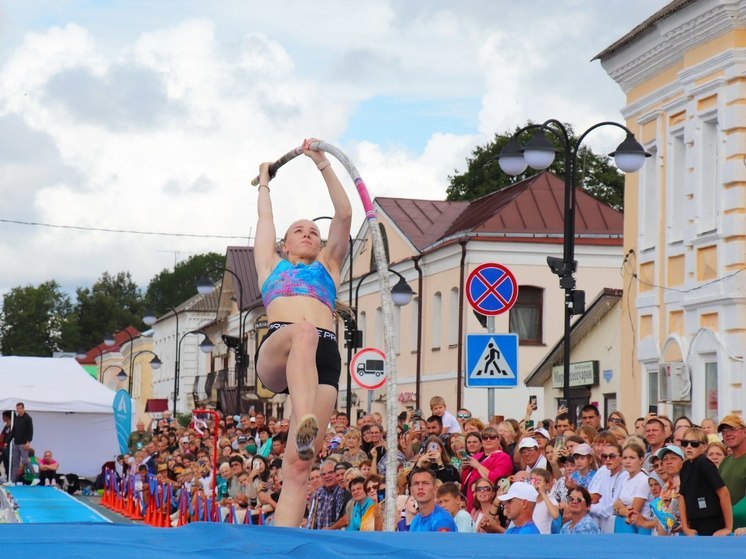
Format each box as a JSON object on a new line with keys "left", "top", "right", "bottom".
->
{"left": 255, "top": 322, "right": 341, "bottom": 393}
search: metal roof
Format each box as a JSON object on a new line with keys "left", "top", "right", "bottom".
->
{"left": 377, "top": 172, "right": 623, "bottom": 253}
{"left": 225, "top": 246, "right": 263, "bottom": 311}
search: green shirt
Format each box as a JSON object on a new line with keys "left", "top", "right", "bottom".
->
{"left": 719, "top": 453, "right": 746, "bottom": 506}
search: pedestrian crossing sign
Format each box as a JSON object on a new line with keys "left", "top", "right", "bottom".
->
{"left": 465, "top": 333, "right": 519, "bottom": 388}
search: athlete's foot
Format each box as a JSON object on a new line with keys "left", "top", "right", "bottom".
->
{"left": 296, "top": 414, "right": 319, "bottom": 461}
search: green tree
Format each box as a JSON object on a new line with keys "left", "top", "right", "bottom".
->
{"left": 144, "top": 252, "right": 225, "bottom": 316}
{"left": 74, "top": 271, "right": 144, "bottom": 349}
{"left": 0, "top": 280, "right": 78, "bottom": 356}
{"left": 446, "top": 122, "right": 625, "bottom": 210}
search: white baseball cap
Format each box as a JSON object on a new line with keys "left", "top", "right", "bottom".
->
{"left": 534, "top": 428, "right": 550, "bottom": 440}
{"left": 572, "top": 443, "right": 594, "bottom": 456}
{"left": 497, "top": 481, "right": 538, "bottom": 503}
{"left": 518, "top": 437, "right": 539, "bottom": 450}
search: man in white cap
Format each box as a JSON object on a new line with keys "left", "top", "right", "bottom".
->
{"left": 519, "top": 437, "right": 547, "bottom": 471}
{"left": 498, "top": 481, "right": 541, "bottom": 534}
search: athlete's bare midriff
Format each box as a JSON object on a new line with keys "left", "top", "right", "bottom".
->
{"left": 265, "top": 296, "right": 335, "bottom": 330}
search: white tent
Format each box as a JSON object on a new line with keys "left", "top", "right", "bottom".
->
{"left": 0, "top": 356, "right": 120, "bottom": 478}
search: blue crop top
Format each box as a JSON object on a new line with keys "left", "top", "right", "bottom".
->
{"left": 261, "top": 259, "right": 336, "bottom": 312}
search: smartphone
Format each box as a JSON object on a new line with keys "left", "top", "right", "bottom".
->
{"left": 406, "top": 405, "right": 414, "bottom": 411}
{"left": 558, "top": 399, "right": 568, "bottom": 410}
{"left": 377, "top": 489, "right": 386, "bottom": 501}
{"left": 529, "top": 395, "right": 538, "bottom": 410}
{"left": 648, "top": 405, "right": 658, "bottom": 414}
{"left": 458, "top": 450, "right": 469, "bottom": 459}
{"left": 525, "top": 419, "right": 535, "bottom": 429}
{"left": 427, "top": 442, "right": 439, "bottom": 453}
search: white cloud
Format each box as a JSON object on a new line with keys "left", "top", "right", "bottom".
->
{"left": 0, "top": 0, "right": 669, "bottom": 296}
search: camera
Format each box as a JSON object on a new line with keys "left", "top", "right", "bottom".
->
{"left": 412, "top": 409, "right": 423, "bottom": 420}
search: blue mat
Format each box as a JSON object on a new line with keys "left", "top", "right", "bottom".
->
{"left": 0, "top": 523, "right": 743, "bottom": 559}
{"left": 6, "top": 485, "right": 109, "bottom": 523}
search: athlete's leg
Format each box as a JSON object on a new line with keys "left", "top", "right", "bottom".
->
{"left": 273, "top": 385, "right": 337, "bottom": 527}
{"left": 256, "top": 322, "right": 320, "bottom": 421}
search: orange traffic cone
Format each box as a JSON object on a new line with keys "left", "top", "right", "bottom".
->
{"left": 131, "top": 494, "right": 144, "bottom": 521}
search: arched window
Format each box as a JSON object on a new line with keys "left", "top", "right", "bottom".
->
{"left": 509, "top": 286, "right": 543, "bottom": 344}
{"left": 369, "top": 224, "right": 390, "bottom": 271}
{"left": 449, "top": 287, "right": 459, "bottom": 346}
{"left": 410, "top": 297, "right": 419, "bottom": 353}
{"left": 432, "top": 291, "right": 442, "bottom": 349}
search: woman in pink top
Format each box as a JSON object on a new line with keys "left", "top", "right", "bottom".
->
{"left": 461, "top": 426, "right": 514, "bottom": 510}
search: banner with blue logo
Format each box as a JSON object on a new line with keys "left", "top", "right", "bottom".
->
{"left": 113, "top": 389, "right": 132, "bottom": 455}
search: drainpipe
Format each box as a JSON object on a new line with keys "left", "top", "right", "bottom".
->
{"left": 413, "top": 255, "right": 424, "bottom": 410}
{"left": 457, "top": 240, "right": 468, "bottom": 410}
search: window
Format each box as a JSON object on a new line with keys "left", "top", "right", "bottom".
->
{"left": 699, "top": 119, "right": 719, "bottom": 234}
{"left": 369, "top": 224, "right": 391, "bottom": 271}
{"left": 509, "top": 286, "right": 543, "bottom": 344}
{"left": 668, "top": 133, "right": 685, "bottom": 243}
{"left": 640, "top": 144, "right": 659, "bottom": 249}
{"left": 410, "top": 297, "right": 419, "bottom": 352}
{"left": 448, "top": 287, "right": 459, "bottom": 346}
{"left": 394, "top": 304, "right": 401, "bottom": 354}
{"left": 648, "top": 368, "right": 659, "bottom": 407}
{"left": 359, "top": 311, "right": 367, "bottom": 348}
{"left": 431, "top": 292, "right": 442, "bottom": 349}
{"left": 705, "top": 361, "right": 718, "bottom": 419}
{"left": 375, "top": 307, "right": 383, "bottom": 348}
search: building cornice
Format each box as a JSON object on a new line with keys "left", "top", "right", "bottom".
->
{"left": 601, "top": 0, "right": 746, "bottom": 94}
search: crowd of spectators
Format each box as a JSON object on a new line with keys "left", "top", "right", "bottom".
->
{"left": 114, "top": 398, "right": 746, "bottom": 536}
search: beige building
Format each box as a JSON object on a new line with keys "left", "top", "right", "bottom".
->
{"left": 596, "top": 0, "right": 746, "bottom": 421}
{"left": 338, "top": 172, "right": 625, "bottom": 422}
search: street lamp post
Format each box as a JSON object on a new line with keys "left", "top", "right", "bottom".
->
{"left": 76, "top": 345, "right": 105, "bottom": 379}
{"left": 173, "top": 330, "right": 215, "bottom": 415}
{"left": 105, "top": 329, "right": 138, "bottom": 393}
{"left": 101, "top": 365, "right": 126, "bottom": 385}
{"left": 197, "top": 269, "right": 246, "bottom": 414}
{"left": 352, "top": 268, "right": 415, "bottom": 415}
{"left": 129, "top": 350, "right": 162, "bottom": 394}
{"left": 313, "top": 215, "right": 356, "bottom": 419}
{"left": 498, "top": 119, "right": 649, "bottom": 423}
{"left": 143, "top": 307, "right": 180, "bottom": 415}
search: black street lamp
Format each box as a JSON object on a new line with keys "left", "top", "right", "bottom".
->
{"left": 197, "top": 269, "right": 246, "bottom": 414}
{"left": 498, "top": 119, "right": 649, "bottom": 423}
{"left": 173, "top": 330, "right": 215, "bottom": 415}
{"left": 143, "top": 307, "right": 182, "bottom": 415}
{"left": 313, "top": 215, "right": 356, "bottom": 419}
{"left": 104, "top": 329, "right": 138, "bottom": 392}
{"left": 76, "top": 345, "right": 105, "bottom": 379}
{"left": 351, "top": 268, "right": 415, "bottom": 413}
{"left": 101, "top": 365, "right": 126, "bottom": 385}
{"left": 129, "top": 349, "right": 162, "bottom": 393}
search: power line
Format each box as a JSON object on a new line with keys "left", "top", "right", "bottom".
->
{"left": 0, "top": 217, "right": 251, "bottom": 240}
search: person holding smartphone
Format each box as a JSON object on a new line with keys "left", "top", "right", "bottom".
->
{"left": 461, "top": 427, "right": 514, "bottom": 511}
{"left": 414, "top": 436, "right": 460, "bottom": 484}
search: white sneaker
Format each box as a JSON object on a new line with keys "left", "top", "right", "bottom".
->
{"left": 44, "top": 479, "right": 50, "bottom": 486}
{"left": 31, "top": 479, "right": 41, "bottom": 486}
{"left": 51, "top": 479, "right": 57, "bottom": 487}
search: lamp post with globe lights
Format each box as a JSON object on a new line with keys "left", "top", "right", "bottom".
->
{"left": 498, "top": 119, "right": 649, "bottom": 422}
{"left": 196, "top": 270, "right": 246, "bottom": 414}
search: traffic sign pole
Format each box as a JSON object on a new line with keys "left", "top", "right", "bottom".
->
{"left": 487, "top": 316, "right": 495, "bottom": 421}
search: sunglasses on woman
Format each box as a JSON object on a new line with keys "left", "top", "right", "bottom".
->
{"left": 680, "top": 440, "right": 702, "bottom": 448}
{"left": 482, "top": 434, "right": 499, "bottom": 440}
{"left": 567, "top": 496, "right": 585, "bottom": 504}
{"left": 474, "top": 486, "right": 494, "bottom": 493}
{"left": 600, "top": 453, "right": 619, "bottom": 460}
